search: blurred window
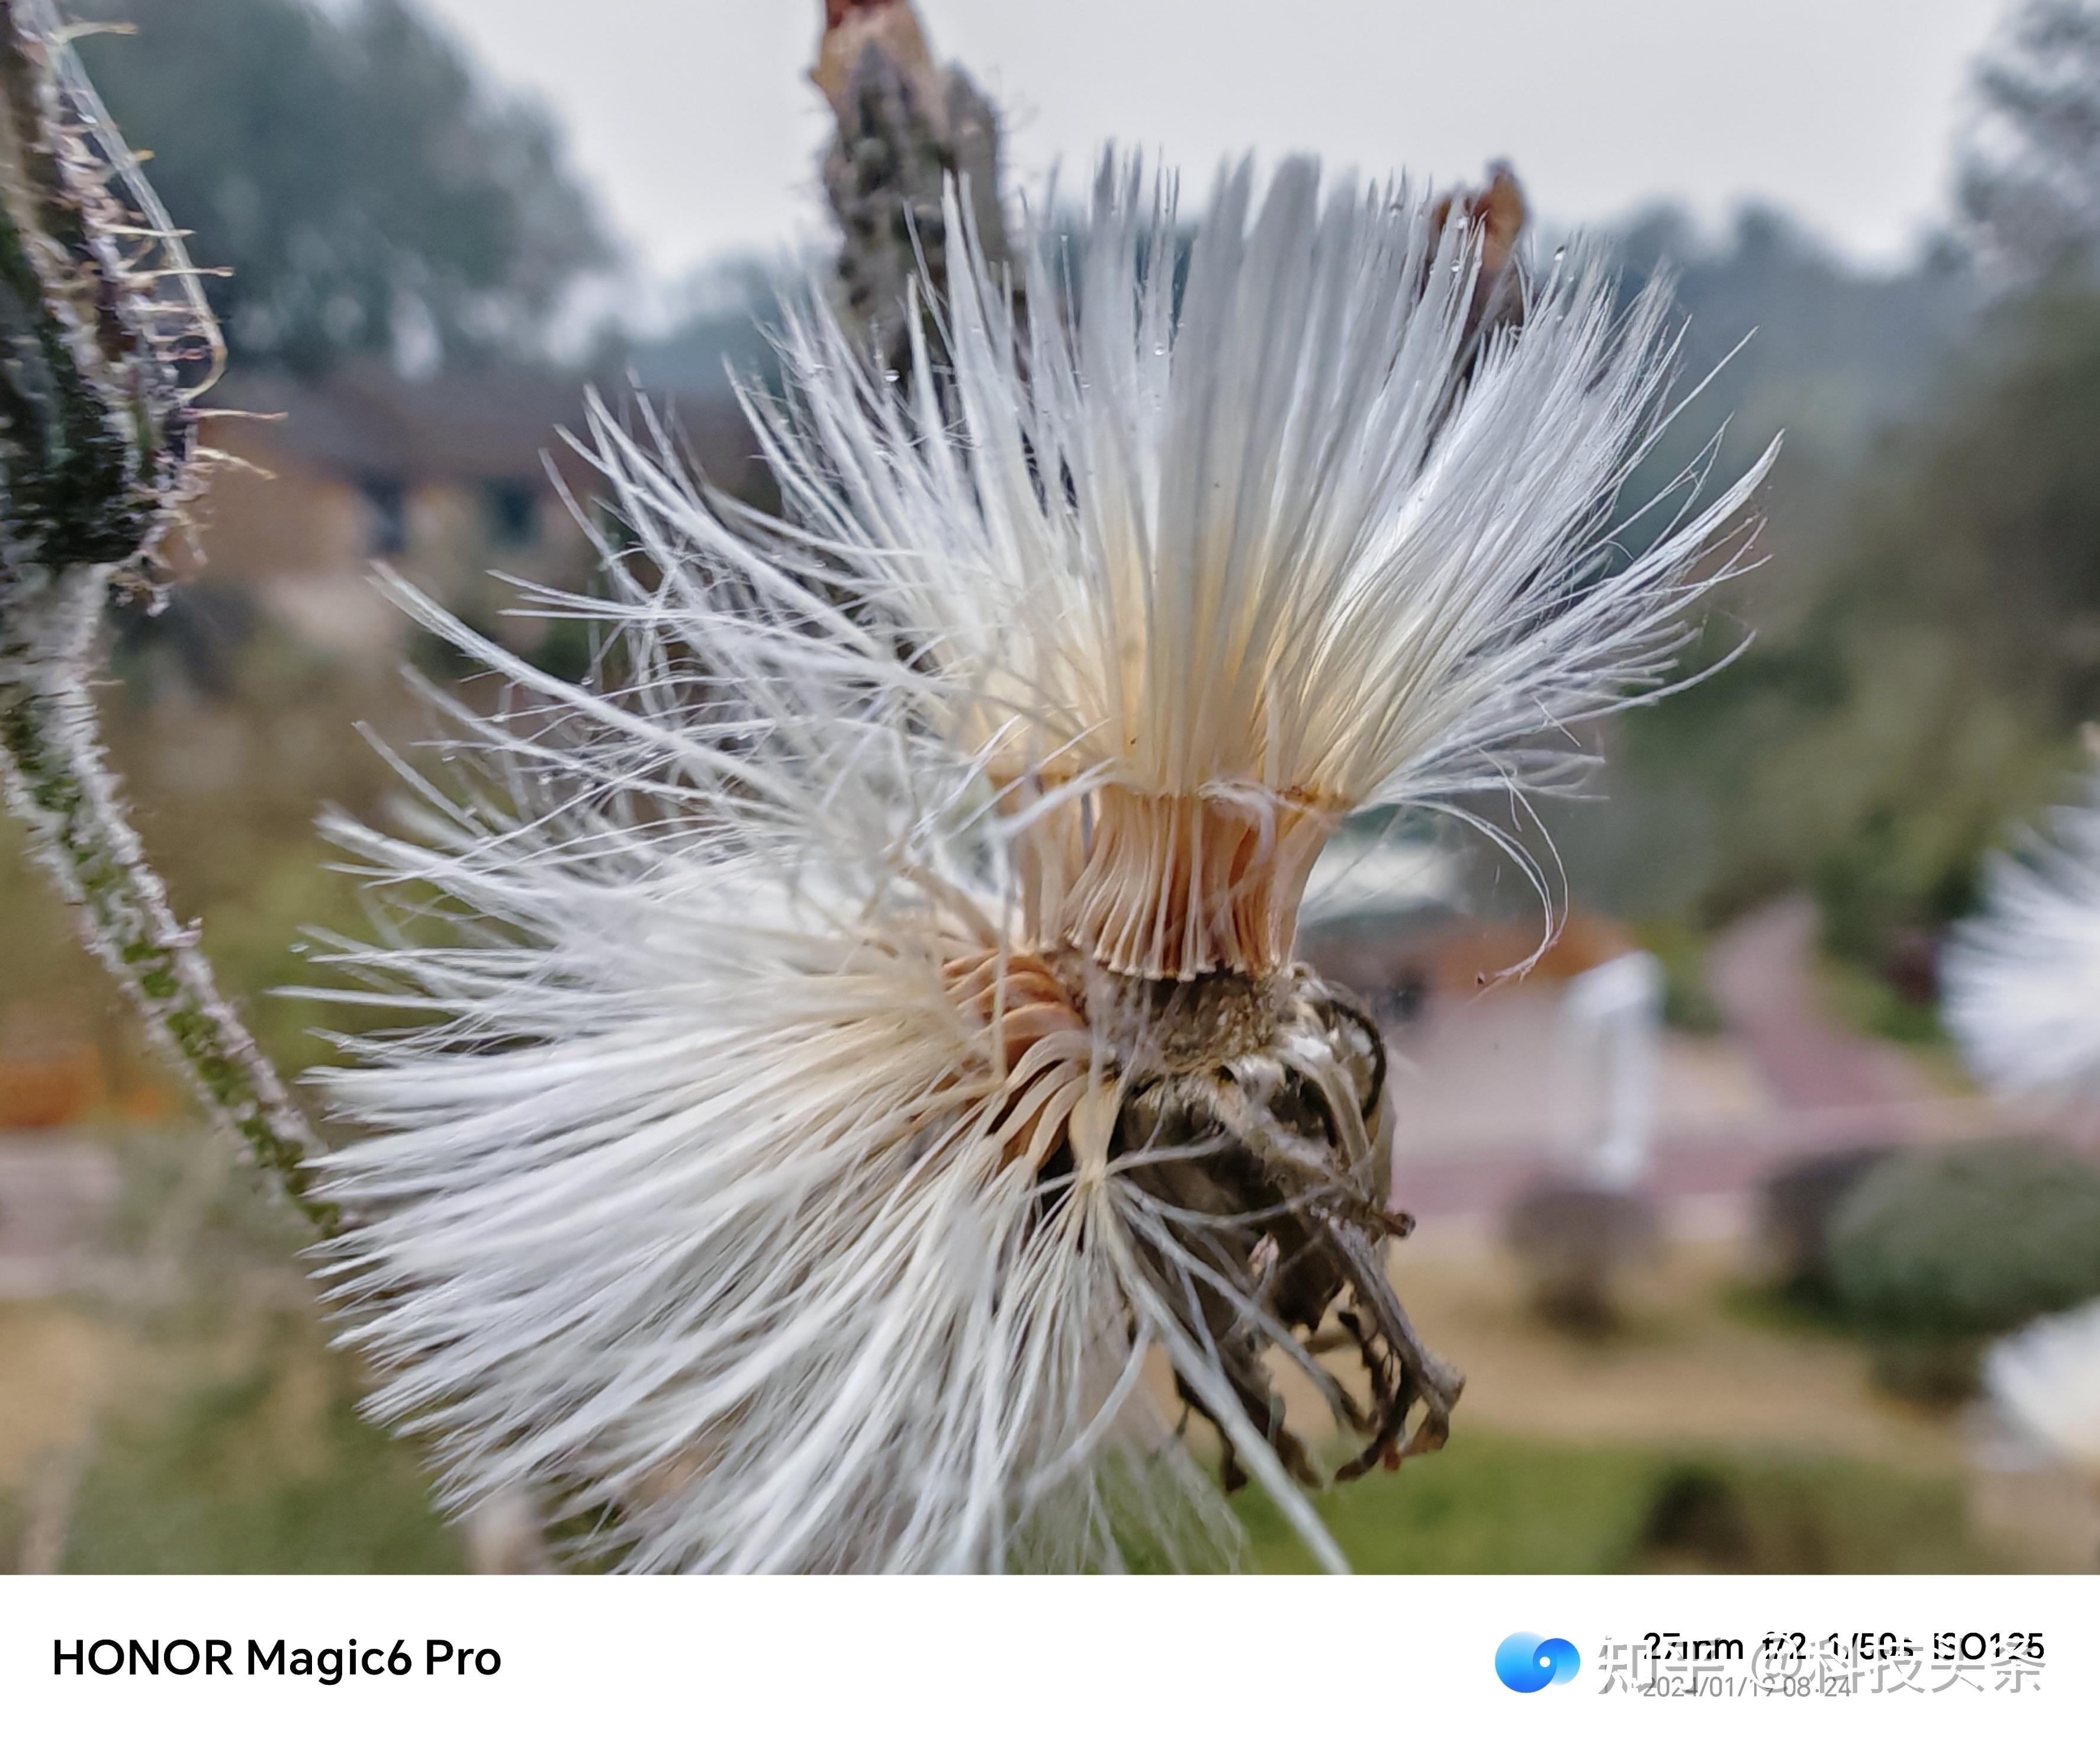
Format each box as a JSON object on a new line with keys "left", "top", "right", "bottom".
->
{"left": 485, "top": 480, "right": 539, "bottom": 547}
{"left": 363, "top": 477, "right": 409, "bottom": 557}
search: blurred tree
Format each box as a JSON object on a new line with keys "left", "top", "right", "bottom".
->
{"left": 1615, "top": 204, "right": 1972, "bottom": 490}
{"left": 1619, "top": 284, "right": 2100, "bottom": 977}
{"left": 1593, "top": 205, "right": 1974, "bottom": 632}
{"left": 1960, "top": 0, "right": 2100, "bottom": 287}
{"left": 1535, "top": 207, "right": 1977, "bottom": 932}
{"left": 623, "top": 257, "right": 789, "bottom": 402}
{"left": 1556, "top": 12, "right": 2100, "bottom": 998}
{"left": 75, "top": 0, "right": 610, "bottom": 375}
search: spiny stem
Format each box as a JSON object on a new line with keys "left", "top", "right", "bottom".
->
{"left": 0, "top": 2, "right": 326, "bottom": 1226}
{"left": 0, "top": 571, "right": 328, "bottom": 1226}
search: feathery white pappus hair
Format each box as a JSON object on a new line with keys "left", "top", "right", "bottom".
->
{"left": 1943, "top": 760, "right": 2100, "bottom": 1099}
{"left": 307, "top": 155, "right": 1773, "bottom": 1572}
{"left": 1988, "top": 1299, "right": 2100, "bottom": 1473}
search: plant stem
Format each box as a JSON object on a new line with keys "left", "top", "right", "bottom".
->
{"left": 0, "top": 2, "right": 327, "bottom": 1226}
{"left": 0, "top": 566, "right": 327, "bottom": 1225}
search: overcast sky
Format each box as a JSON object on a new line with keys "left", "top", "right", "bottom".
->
{"left": 416, "top": 0, "right": 2014, "bottom": 289}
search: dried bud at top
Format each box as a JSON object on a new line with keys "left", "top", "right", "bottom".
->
{"left": 1432, "top": 159, "right": 1529, "bottom": 351}
{"left": 813, "top": 0, "right": 943, "bottom": 123}
{"left": 813, "top": 0, "right": 1011, "bottom": 378}
{"left": 0, "top": 0, "right": 219, "bottom": 600}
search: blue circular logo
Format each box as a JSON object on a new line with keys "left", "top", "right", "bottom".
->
{"left": 1495, "top": 1633, "right": 1581, "bottom": 1693}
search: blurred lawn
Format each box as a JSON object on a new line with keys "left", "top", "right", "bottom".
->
{"left": 9, "top": 1263, "right": 1998, "bottom": 1574}
{"left": 58, "top": 1311, "right": 464, "bottom": 1575}
{"left": 0, "top": 1118, "right": 2019, "bottom": 1576}
{"left": 0, "top": 1122, "right": 467, "bottom": 1576}
{"left": 1235, "top": 1433, "right": 1996, "bottom": 1574}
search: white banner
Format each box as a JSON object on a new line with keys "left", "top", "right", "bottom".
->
{"left": 2, "top": 1572, "right": 2092, "bottom": 1748}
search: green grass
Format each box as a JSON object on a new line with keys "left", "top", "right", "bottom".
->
{"left": 1634, "top": 919, "right": 1725, "bottom": 1035}
{"left": 22, "top": 1126, "right": 2010, "bottom": 1576}
{"left": 1715, "top": 1275, "right": 1855, "bottom": 1338}
{"left": 1236, "top": 1431, "right": 1660, "bottom": 1572}
{"left": 1234, "top": 1430, "right": 2002, "bottom": 1574}
{"left": 1817, "top": 953, "right": 1951, "bottom": 1053}
{"left": 60, "top": 1311, "right": 464, "bottom": 1575}
{"left": 0, "top": 1486, "right": 24, "bottom": 1572}
{"left": 43, "top": 1319, "right": 2003, "bottom": 1574}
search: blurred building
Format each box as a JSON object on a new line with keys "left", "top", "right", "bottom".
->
{"left": 184, "top": 364, "right": 766, "bottom": 657}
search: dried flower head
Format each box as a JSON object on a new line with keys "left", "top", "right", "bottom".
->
{"left": 309, "top": 156, "right": 1772, "bottom": 1572}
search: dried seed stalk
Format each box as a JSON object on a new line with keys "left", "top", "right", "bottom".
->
{"left": 814, "top": 0, "right": 1013, "bottom": 380}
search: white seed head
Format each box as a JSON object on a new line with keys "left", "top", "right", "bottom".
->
{"left": 1987, "top": 1299, "right": 2100, "bottom": 1473}
{"left": 1944, "top": 760, "right": 2100, "bottom": 1100}
{"left": 306, "top": 155, "right": 1771, "bottom": 1572}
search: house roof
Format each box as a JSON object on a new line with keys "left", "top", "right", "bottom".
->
{"left": 207, "top": 360, "right": 764, "bottom": 494}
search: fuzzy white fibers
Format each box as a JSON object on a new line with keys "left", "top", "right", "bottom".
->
{"left": 1944, "top": 761, "right": 2100, "bottom": 1100}
{"left": 307, "top": 156, "right": 1771, "bottom": 1572}
{"left": 1988, "top": 1299, "right": 2100, "bottom": 1473}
